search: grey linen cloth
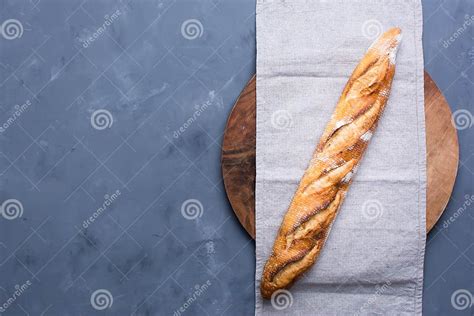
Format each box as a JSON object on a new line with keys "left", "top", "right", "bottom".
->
{"left": 255, "top": 0, "right": 426, "bottom": 315}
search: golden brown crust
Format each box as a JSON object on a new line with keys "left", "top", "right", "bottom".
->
{"left": 260, "top": 28, "right": 402, "bottom": 299}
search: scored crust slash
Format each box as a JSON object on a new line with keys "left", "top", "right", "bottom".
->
{"left": 260, "top": 28, "right": 403, "bottom": 299}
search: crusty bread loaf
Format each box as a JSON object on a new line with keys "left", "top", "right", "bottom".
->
{"left": 260, "top": 28, "right": 402, "bottom": 299}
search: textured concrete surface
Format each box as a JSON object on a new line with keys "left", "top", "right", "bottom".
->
{"left": 0, "top": 0, "right": 472, "bottom": 315}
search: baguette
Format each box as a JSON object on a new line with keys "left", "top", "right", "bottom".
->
{"left": 260, "top": 28, "right": 402, "bottom": 299}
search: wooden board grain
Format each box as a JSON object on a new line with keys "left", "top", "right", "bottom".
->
{"left": 424, "top": 74, "right": 460, "bottom": 231}
{"left": 221, "top": 72, "right": 459, "bottom": 239}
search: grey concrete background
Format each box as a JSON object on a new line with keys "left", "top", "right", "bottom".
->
{"left": 0, "top": 0, "right": 472, "bottom": 315}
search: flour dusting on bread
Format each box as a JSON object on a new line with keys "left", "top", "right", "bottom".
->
{"left": 361, "top": 130, "right": 373, "bottom": 142}
{"left": 388, "top": 34, "right": 402, "bottom": 64}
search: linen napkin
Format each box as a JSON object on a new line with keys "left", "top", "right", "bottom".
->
{"left": 255, "top": 0, "right": 426, "bottom": 315}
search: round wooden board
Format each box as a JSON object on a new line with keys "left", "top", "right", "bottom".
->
{"left": 221, "top": 72, "right": 459, "bottom": 239}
